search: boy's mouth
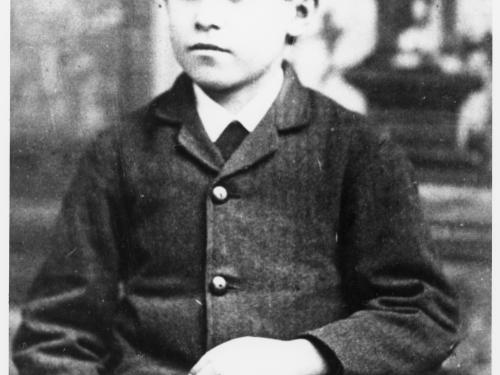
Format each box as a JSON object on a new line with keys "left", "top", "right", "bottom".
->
{"left": 188, "top": 43, "right": 230, "bottom": 53}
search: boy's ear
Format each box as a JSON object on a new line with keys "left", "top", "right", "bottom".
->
{"left": 287, "top": 0, "right": 317, "bottom": 39}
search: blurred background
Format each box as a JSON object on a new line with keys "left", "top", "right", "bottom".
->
{"left": 10, "top": 1, "right": 492, "bottom": 374}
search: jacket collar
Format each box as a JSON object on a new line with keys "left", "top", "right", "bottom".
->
{"left": 149, "top": 62, "right": 312, "bottom": 177}
{"left": 151, "top": 61, "right": 312, "bottom": 133}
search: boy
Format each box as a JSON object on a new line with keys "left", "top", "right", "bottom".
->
{"left": 13, "top": 0, "right": 459, "bottom": 374}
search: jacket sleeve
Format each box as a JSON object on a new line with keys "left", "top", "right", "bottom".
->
{"left": 13, "top": 129, "right": 125, "bottom": 375}
{"left": 304, "top": 132, "right": 460, "bottom": 375}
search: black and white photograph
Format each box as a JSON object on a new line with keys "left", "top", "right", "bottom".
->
{"left": 9, "top": 1, "right": 492, "bottom": 374}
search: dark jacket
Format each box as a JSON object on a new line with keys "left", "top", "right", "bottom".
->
{"left": 13, "top": 66, "right": 459, "bottom": 375}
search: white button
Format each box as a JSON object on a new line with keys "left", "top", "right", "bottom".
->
{"left": 210, "top": 276, "right": 228, "bottom": 295}
{"left": 212, "top": 186, "right": 228, "bottom": 202}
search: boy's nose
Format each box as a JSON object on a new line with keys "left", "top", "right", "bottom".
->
{"left": 195, "top": 19, "right": 220, "bottom": 32}
{"left": 194, "top": 0, "right": 225, "bottom": 31}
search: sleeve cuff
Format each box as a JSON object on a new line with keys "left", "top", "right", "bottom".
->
{"left": 299, "top": 334, "right": 344, "bottom": 375}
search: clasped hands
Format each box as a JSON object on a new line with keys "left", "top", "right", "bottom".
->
{"left": 189, "top": 337, "right": 329, "bottom": 375}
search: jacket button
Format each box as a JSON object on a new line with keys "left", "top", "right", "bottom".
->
{"left": 212, "top": 186, "right": 228, "bottom": 203}
{"left": 210, "top": 275, "right": 228, "bottom": 296}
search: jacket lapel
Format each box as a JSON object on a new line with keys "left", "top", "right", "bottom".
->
{"left": 218, "top": 108, "right": 279, "bottom": 178}
{"left": 152, "top": 75, "right": 224, "bottom": 173}
{"left": 218, "top": 63, "right": 312, "bottom": 179}
{"left": 150, "top": 62, "right": 312, "bottom": 178}
{"left": 177, "top": 120, "right": 224, "bottom": 172}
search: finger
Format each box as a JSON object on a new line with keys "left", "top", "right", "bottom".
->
{"left": 199, "top": 362, "right": 220, "bottom": 375}
{"left": 189, "top": 355, "right": 212, "bottom": 375}
{"left": 190, "top": 360, "right": 218, "bottom": 375}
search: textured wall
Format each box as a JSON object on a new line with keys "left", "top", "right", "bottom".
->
{"left": 11, "top": 0, "right": 154, "bottom": 200}
{"left": 12, "top": 1, "right": 124, "bottom": 143}
{"left": 10, "top": 0, "right": 156, "bottom": 305}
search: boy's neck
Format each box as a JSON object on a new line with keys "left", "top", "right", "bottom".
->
{"left": 197, "top": 61, "right": 284, "bottom": 115}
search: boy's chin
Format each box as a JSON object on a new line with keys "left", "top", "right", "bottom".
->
{"left": 188, "top": 73, "right": 245, "bottom": 93}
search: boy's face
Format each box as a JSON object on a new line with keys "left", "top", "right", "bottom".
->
{"left": 166, "top": 0, "right": 312, "bottom": 92}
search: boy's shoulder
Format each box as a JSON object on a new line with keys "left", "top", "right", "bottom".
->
{"left": 101, "top": 73, "right": 194, "bottom": 142}
{"left": 305, "top": 84, "right": 412, "bottom": 179}
{"left": 305, "top": 84, "right": 395, "bottom": 153}
{"left": 89, "top": 68, "right": 396, "bottom": 165}
{"left": 308, "top": 85, "right": 366, "bottom": 129}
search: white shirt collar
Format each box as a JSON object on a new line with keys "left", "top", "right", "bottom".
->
{"left": 193, "top": 69, "right": 284, "bottom": 142}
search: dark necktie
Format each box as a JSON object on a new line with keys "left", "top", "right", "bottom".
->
{"left": 215, "top": 121, "right": 249, "bottom": 161}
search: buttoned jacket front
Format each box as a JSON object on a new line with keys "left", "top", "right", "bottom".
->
{"left": 14, "top": 67, "right": 459, "bottom": 375}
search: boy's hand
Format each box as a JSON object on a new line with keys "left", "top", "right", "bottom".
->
{"left": 189, "top": 337, "right": 329, "bottom": 375}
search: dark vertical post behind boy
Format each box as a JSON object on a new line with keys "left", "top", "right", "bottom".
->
{"left": 13, "top": 1, "right": 459, "bottom": 374}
